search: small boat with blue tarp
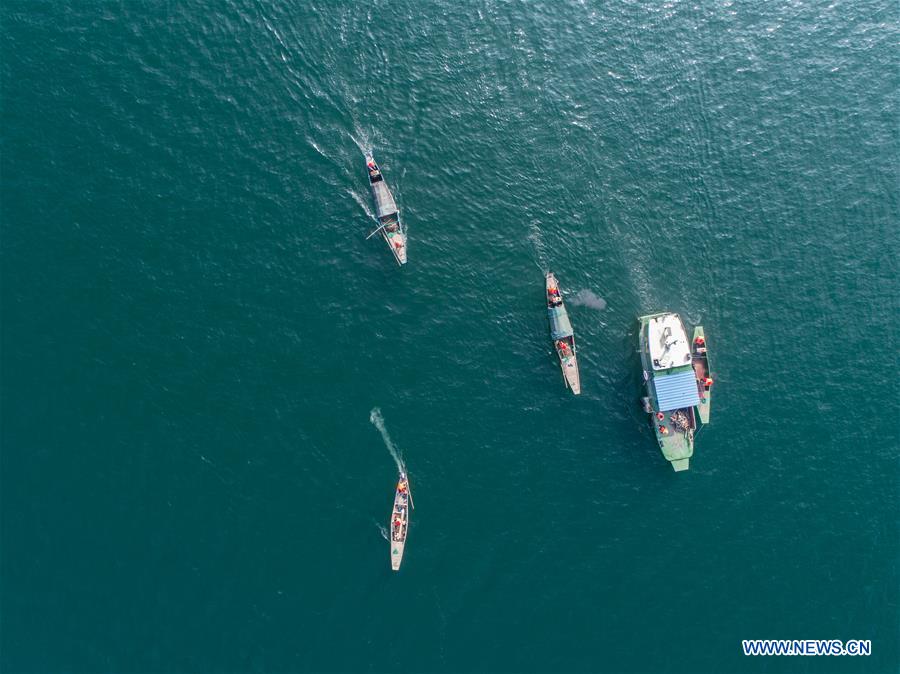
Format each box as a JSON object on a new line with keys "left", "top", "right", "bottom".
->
{"left": 365, "top": 154, "right": 407, "bottom": 265}
{"left": 546, "top": 272, "right": 581, "bottom": 395}
{"left": 639, "top": 312, "right": 700, "bottom": 471}
{"left": 691, "top": 326, "right": 713, "bottom": 425}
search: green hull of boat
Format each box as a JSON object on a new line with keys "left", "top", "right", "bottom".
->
{"left": 639, "top": 313, "right": 694, "bottom": 472}
{"left": 692, "top": 326, "right": 712, "bottom": 425}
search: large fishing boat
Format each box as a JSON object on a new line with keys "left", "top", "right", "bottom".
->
{"left": 365, "top": 154, "right": 407, "bottom": 265}
{"left": 546, "top": 272, "right": 581, "bottom": 395}
{"left": 639, "top": 312, "right": 700, "bottom": 471}
{"left": 389, "top": 472, "right": 411, "bottom": 571}
{"left": 691, "top": 326, "right": 713, "bottom": 425}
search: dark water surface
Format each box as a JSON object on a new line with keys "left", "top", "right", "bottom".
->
{"left": 2, "top": 1, "right": 898, "bottom": 672}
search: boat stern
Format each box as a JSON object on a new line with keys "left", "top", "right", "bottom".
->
{"left": 670, "top": 458, "right": 690, "bottom": 472}
{"left": 696, "top": 397, "right": 711, "bottom": 425}
{"left": 655, "top": 423, "right": 693, "bottom": 472}
{"left": 385, "top": 230, "right": 407, "bottom": 265}
{"left": 390, "top": 542, "right": 405, "bottom": 571}
{"left": 564, "top": 358, "right": 581, "bottom": 395}
{"left": 395, "top": 237, "right": 408, "bottom": 265}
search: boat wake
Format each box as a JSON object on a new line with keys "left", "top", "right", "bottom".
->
{"left": 349, "top": 122, "right": 371, "bottom": 157}
{"left": 569, "top": 289, "right": 607, "bottom": 311}
{"left": 370, "top": 407, "right": 405, "bottom": 473}
{"left": 348, "top": 188, "right": 375, "bottom": 220}
{"left": 527, "top": 222, "right": 550, "bottom": 274}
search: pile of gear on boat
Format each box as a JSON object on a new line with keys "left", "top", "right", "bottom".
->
{"left": 656, "top": 409, "right": 691, "bottom": 436}
{"left": 391, "top": 479, "right": 408, "bottom": 542}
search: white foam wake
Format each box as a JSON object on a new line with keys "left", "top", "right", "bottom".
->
{"left": 349, "top": 122, "right": 371, "bottom": 157}
{"left": 370, "top": 407, "right": 405, "bottom": 473}
{"left": 348, "top": 188, "right": 374, "bottom": 220}
{"left": 527, "top": 221, "right": 549, "bottom": 274}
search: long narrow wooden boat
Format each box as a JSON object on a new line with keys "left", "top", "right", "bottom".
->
{"left": 365, "top": 154, "right": 407, "bottom": 265}
{"left": 691, "top": 326, "right": 713, "bottom": 425}
{"left": 389, "top": 472, "right": 410, "bottom": 571}
{"left": 546, "top": 272, "right": 581, "bottom": 395}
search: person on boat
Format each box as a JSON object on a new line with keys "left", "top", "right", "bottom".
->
{"left": 704, "top": 377, "right": 713, "bottom": 388}
{"left": 694, "top": 336, "right": 707, "bottom": 354}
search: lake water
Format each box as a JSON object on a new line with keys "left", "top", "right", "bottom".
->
{"left": 2, "top": 1, "right": 898, "bottom": 672}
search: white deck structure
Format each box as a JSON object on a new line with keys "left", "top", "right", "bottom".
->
{"left": 647, "top": 313, "right": 692, "bottom": 371}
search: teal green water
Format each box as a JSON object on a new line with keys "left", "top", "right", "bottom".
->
{"left": 2, "top": 1, "right": 898, "bottom": 672}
